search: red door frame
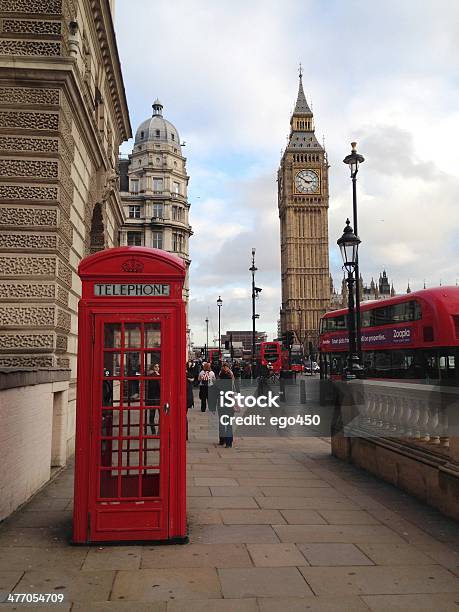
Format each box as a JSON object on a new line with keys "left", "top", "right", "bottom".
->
{"left": 88, "top": 311, "right": 172, "bottom": 542}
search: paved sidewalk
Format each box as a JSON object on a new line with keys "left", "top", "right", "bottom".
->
{"left": 1, "top": 407, "right": 459, "bottom": 611}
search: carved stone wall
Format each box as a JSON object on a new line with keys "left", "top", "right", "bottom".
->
{"left": 0, "top": 0, "right": 131, "bottom": 520}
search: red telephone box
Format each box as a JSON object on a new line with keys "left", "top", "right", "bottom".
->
{"left": 73, "top": 247, "right": 187, "bottom": 544}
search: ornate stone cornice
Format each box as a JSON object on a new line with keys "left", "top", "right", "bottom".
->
{"left": 88, "top": 0, "right": 131, "bottom": 142}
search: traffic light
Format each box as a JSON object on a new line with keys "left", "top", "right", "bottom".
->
{"left": 224, "top": 340, "right": 230, "bottom": 350}
{"left": 282, "top": 330, "right": 294, "bottom": 349}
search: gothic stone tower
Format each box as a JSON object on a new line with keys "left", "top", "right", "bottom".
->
{"left": 278, "top": 74, "right": 330, "bottom": 350}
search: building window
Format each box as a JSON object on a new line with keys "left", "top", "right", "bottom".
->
{"left": 171, "top": 133, "right": 175, "bottom": 140}
{"left": 130, "top": 179, "right": 139, "bottom": 194}
{"left": 153, "top": 178, "right": 163, "bottom": 192}
{"left": 173, "top": 181, "right": 180, "bottom": 194}
{"left": 172, "top": 232, "right": 184, "bottom": 253}
{"left": 172, "top": 206, "right": 183, "bottom": 221}
{"left": 152, "top": 231, "right": 163, "bottom": 249}
{"left": 155, "top": 129, "right": 160, "bottom": 137}
{"left": 129, "top": 205, "right": 141, "bottom": 219}
{"left": 152, "top": 203, "right": 163, "bottom": 219}
{"left": 127, "top": 232, "right": 142, "bottom": 246}
{"left": 140, "top": 130, "right": 144, "bottom": 139}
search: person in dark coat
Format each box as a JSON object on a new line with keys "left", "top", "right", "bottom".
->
{"left": 217, "top": 362, "right": 235, "bottom": 448}
{"left": 186, "top": 361, "right": 194, "bottom": 441}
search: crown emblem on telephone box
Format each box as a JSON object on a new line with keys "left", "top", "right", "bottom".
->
{"left": 121, "top": 258, "right": 144, "bottom": 273}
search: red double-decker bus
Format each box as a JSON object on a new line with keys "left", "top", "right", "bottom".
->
{"left": 319, "top": 287, "right": 459, "bottom": 384}
{"left": 260, "top": 341, "right": 284, "bottom": 373}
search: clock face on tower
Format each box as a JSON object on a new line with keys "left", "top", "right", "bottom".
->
{"left": 295, "top": 169, "right": 320, "bottom": 194}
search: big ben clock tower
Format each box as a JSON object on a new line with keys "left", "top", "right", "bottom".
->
{"left": 278, "top": 70, "right": 330, "bottom": 350}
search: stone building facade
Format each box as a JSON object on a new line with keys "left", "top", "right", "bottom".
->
{"left": 278, "top": 73, "right": 330, "bottom": 350}
{"left": 119, "top": 100, "right": 192, "bottom": 301}
{"left": 0, "top": 0, "right": 131, "bottom": 519}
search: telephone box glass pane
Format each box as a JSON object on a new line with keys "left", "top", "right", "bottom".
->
{"left": 145, "top": 352, "right": 161, "bottom": 374}
{"left": 121, "top": 438, "right": 140, "bottom": 467}
{"left": 124, "top": 352, "right": 141, "bottom": 377}
{"left": 101, "top": 409, "right": 120, "bottom": 438}
{"left": 125, "top": 379, "right": 141, "bottom": 405}
{"left": 122, "top": 409, "right": 141, "bottom": 438}
{"left": 100, "top": 471, "right": 118, "bottom": 498}
{"left": 100, "top": 438, "right": 118, "bottom": 467}
{"left": 146, "top": 407, "right": 160, "bottom": 436}
{"left": 104, "top": 323, "right": 121, "bottom": 348}
{"left": 145, "top": 323, "right": 161, "bottom": 348}
{"left": 141, "top": 468, "right": 160, "bottom": 497}
{"left": 102, "top": 380, "right": 122, "bottom": 407}
{"left": 121, "top": 470, "right": 140, "bottom": 497}
{"left": 145, "top": 378, "right": 161, "bottom": 407}
{"left": 104, "top": 352, "right": 121, "bottom": 377}
{"left": 125, "top": 323, "right": 141, "bottom": 348}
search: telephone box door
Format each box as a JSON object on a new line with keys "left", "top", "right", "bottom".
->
{"left": 90, "top": 313, "right": 171, "bottom": 541}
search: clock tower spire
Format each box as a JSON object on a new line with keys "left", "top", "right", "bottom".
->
{"left": 278, "top": 72, "right": 330, "bottom": 353}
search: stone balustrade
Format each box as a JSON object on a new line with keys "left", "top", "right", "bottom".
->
{"left": 338, "top": 380, "right": 459, "bottom": 453}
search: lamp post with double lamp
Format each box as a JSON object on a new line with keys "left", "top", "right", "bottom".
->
{"left": 217, "top": 296, "right": 223, "bottom": 352}
{"left": 337, "top": 219, "right": 362, "bottom": 380}
{"left": 205, "top": 317, "right": 209, "bottom": 360}
{"left": 343, "top": 142, "right": 365, "bottom": 356}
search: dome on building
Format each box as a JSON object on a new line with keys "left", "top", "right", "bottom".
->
{"left": 134, "top": 100, "right": 181, "bottom": 146}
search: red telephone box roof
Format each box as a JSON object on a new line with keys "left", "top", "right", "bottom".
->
{"left": 78, "top": 247, "right": 186, "bottom": 279}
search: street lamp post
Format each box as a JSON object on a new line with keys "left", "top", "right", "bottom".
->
{"left": 337, "top": 219, "right": 362, "bottom": 379}
{"left": 205, "top": 317, "right": 209, "bottom": 360}
{"left": 343, "top": 142, "right": 365, "bottom": 356}
{"left": 249, "top": 248, "right": 262, "bottom": 375}
{"left": 296, "top": 306, "right": 304, "bottom": 358}
{"left": 217, "top": 296, "right": 223, "bottom": 351}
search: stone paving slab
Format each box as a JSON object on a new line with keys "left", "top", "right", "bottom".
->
{"left": 0, "top": 546, "right": 87, "bottom": 572}
{"left": 82, "top": 546, "right": 142, "bottom": 570}
{"left": 317, "top": 510, "right": 381, "bottom": 525}
{"left": 361, "top": 593, "right": 459, "bottom": 611}
{"left": 247, "top": 543, "right": 308, "bottom": 567}
{"left": 279, "top": 510, "right": 328, "bottom": 525}
{"left": 209, "top": 486, "right": 263, "bottom": 497}
{"left": 356, "top": 542, "right": 437, "bottom": 565}
{"left": 219, "top": 566, "right": 314, "bottom": 598}
{"left": 0, "top": 571, "right": 24, "bottom": 596}
{"left": 72, "top": 603, "right": 166, "bottom": 612}
{"left": 167, "top": 599, "right": 259, "bottom": 611}
{"left": 220, "top": 509, "right": 285, "bottom": 525}
{"left": 141, "top": 543, "right": 252, "bottom": 569}
{"left": 193, "top": 477, "right": 239, "bottom": 487}
{"left": 13, "top": 569, "right": 115, "bottom": 603}
{"left": 257, "top": 596, "right": 371, "bottom": 611}
{"left": 297, "top": 543, "right": 374, "bottom": 566}
{"left": 274, "top": 524, "right": 406, "bottom": 543}
{"left": 299, "top": 565, "right": 459, "bottom": 595}
{"left": 187, "top": 509, "right": 223, "bottom": 525}
{"left": 188, "top": 496, "right": 259, "bottom": 509}
{"left": 191, "top": 524, "right": 279, "bottom": 544}
{"left": 256, "top": 496, "right": 360, "bottom": 510}
{"left": 111, "top": 567, "right": 221, "bottom": 601}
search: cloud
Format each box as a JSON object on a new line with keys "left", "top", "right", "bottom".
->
{"left": 115, "top": 0, "right": 459, "bottom": 344}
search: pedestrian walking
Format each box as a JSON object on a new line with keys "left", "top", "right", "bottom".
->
{"left": 186, "top": 361, "right": 194, "bottom": 441}
{"left": 218, "top": 362, "right": 235, "bottom": 447}
{"left": 198, "top": 362, "right": 216, "bottom": 412}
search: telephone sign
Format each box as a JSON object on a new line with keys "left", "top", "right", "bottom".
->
{"left": 73, "top": 247, "right": 187, "bottom": 544}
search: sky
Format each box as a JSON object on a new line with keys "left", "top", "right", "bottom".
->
{"left": 115, "top": 0, "right": 459, "bottom": 346}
